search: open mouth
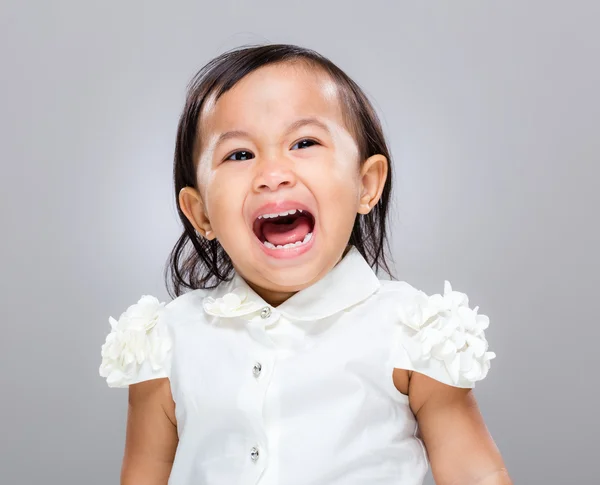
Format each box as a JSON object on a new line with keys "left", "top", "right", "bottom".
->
{"left": 252, "top": 208, "right": 316, "bottom": 250}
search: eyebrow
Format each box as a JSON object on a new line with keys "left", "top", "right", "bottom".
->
{"left": 214, "top": 117, "right": 332, "bottom": 148}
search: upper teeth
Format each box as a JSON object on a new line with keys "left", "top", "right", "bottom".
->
{"left": 257, "top": 209, "right": 303, "bottom": 219}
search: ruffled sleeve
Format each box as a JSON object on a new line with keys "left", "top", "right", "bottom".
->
{"left": 99, "top": 295, "right": 172, "bottom": 388}
{"left": 392, "top": 281, "right": 496, "bottom": 388}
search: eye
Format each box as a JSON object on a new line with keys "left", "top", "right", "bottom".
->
{"left": 225, "top": 150, "right": 255, "bottom": 162}
{"left": 291, "top": 139, "right": 319, "bottom": 150}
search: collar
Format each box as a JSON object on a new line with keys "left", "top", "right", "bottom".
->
{"left": 202, "top": 246, "right": 381, "bottom": 322}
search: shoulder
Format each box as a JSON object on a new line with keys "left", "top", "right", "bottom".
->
{"left": 164, "top": 287, "right": 212, "bottom": 322}
{"left": 376, "top": 279, "right": 422, "bottom": 300}
{"left": 387, "top": 279, "right": 497, "bottom": 388}
{"left": 98, "top": 288, "right": 212, "bottom": 388}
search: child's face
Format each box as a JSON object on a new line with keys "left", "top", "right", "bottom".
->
{"left": 181, "top": 63, "right": 386, "bottom": 303}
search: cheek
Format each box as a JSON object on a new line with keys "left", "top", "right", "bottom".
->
{"left": 315, "top": 155, "right": 362, "bottom": 200}
{"left": 203, "top": 171, "right": 247, "bottom": 231}
{"left": 314, "top": 173, "right": 361, "bottom": 229}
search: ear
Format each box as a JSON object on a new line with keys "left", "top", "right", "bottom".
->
{"left": 178, "top": 186, "right": 216, "bottom": 240}
{"left": 358, "top": 154, "right": 388, "bottom": 215}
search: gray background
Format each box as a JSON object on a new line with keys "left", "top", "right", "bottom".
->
{"left": 1, "top": 1, "right": 598, "bottom": 483}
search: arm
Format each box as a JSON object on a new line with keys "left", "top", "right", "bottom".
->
{"left": 408, "top": 371, "right": 512, "bottom": 485}
{"left": 121, "top": 378, "right": 178, "bottom": 485}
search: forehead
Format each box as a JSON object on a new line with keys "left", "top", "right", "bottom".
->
{"left": 200, "top": 63, "right": 346, "bottom": 138}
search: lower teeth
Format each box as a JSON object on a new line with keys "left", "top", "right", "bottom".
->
{"left": 263, "top": 232, "right": 313, "bottom": 249}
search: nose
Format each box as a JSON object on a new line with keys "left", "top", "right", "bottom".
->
{"left": 252, "top": 158, "right": 297, "bottom": 193}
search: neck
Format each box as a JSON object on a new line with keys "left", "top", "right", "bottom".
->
{"left": 246, "top": 282, "right": 296, "bottom": 307}
{"left": 242, "top": 245, "right": 352, "bottom": 307}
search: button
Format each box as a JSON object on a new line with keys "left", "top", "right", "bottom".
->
{"left": 252, "top": 362, "right": 262, "bottom": 378}
{"left": 260, "top": 306, "right": 272, "bottom": 319}
{"left": 250, "top": 445, "right": 260, "bottom": 462}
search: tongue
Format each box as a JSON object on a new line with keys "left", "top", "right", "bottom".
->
{"left": 262, "top": 215, "right": 312, "bottom": 246}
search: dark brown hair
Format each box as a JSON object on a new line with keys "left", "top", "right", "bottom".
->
{"left": 165, "top": 43, "right": 395, "bottom": 298}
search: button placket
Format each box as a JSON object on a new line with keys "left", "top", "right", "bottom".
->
{"left": 260, "top": 306, "right": 272, "bottom": 319}
{"left": 252, "top": 361, "right": 262, "bottom": 378}
{"left": 245, "top": 314, "right": 277, "bottom": 477}
{"left": 246, "top": 307, "right": 281, "bottom": 349}
{"left": 245, "top": 349, "right": 274, "bottom": 477}
{"left": 250, "top": 445, "right": 260, "bottom": 462}
{"left": 251, "top": 353, "right": 274, "bottom": 384}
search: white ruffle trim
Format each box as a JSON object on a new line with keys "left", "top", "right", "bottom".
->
{"left": 202, "top": 286, "right": 263, "bottom": 317}
{"left": 99, "top": 295, "right": 172, "bottom": 388}
{"left": 397, "top": 281, "right": 496, "bottom": 386}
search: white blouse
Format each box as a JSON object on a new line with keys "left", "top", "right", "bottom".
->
{"left": 100, "top": 246, "right": 495, "bottom": 485}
